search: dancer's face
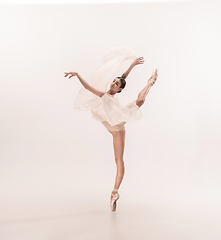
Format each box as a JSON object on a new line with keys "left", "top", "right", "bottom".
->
{"left": 110, "top": 78, "right": 123, "bottom": 93}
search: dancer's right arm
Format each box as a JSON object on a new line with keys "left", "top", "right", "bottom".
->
{"left": 64, "top": 72, "right": 105, "bottom": 97}
{"left": 121, "top": 57, "right": 144, "bottom": 79}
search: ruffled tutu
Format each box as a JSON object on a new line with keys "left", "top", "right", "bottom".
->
{"left": 91, "top": 93, "right": 142, "bottom": 126}
{"left": 73, "top": 47, "right": 143, "bottom": 127}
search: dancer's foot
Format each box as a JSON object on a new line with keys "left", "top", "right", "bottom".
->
{"left": 148, "top": 69, "right": 158, "bottom": 86}
{"left": 110, "top": 188, "right": 120, "bottom": 211}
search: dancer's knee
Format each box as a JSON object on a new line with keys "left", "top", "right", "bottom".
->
{"left": 136, "top": 98, "right": 144, "bottom": 108}
{"left": 115, "top": 158, "right": 124, "bottom": 167}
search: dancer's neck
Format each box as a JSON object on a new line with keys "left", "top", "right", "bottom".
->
{"left": 107, "top": 90, "right": 116, "bottom": 97}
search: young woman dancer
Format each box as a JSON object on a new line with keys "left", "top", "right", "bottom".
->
{"left": 64, "top": 47, "right": 158, "bottom": 211}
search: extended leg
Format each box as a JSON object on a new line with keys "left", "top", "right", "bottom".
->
{"left": 136, "top": 70, "right": 158, "bottom": 108}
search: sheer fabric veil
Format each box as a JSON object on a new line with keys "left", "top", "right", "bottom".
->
{"left": 73, "top": 47, "right": 137, "bottom": 111}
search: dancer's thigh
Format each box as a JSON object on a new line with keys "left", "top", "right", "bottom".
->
{"left": 112, "top": 130, "right": 126, "bottom": 162}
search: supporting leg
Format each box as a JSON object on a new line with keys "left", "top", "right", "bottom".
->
{"left": 110, "top": 130, "right": 126, "bottom": 211}
{"left": 111, "top": 130, "right": 126, "bottom": 192}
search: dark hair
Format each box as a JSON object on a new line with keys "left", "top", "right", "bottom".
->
{"left": 117, "top": 77, "right": 126, "bottom": 93}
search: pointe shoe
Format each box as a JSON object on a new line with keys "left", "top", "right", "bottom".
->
{"left": 152, "top": 69, "right": 158, "bottom": 76}
{"left": 110, "top": 190, "right": 120, "bottom": 211}
{"left": 148, "top": 69, "right": 158, "bottom": 86}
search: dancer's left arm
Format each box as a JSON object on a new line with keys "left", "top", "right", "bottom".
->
{"left": 121, "top": 57, "right": 144, "bottom": 79}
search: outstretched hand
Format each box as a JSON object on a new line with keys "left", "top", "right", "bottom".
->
{"left": 148, "top": 69, "right": 158, "bottom": 86}
{"left": 131, "top": 56, "right": 145, "bottom": 66}
{"left": 64, "top": 72, "right": 78, "bottom": 78}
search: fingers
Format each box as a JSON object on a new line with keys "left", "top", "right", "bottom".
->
{"left": 64, "top": 72, "right": 73, "bottom": 78}
{"left": 64, "top": 72, "right": 70, "bottom": 77}
{"left": 133, "top": 56, "right": 144, "bottom": 65}
{"left": 138, "top": 56, "right": 145, "bottom": 64}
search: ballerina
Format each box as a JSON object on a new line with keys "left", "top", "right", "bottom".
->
{"left": 64, "top": 47, "right": 158, "bottom": 211}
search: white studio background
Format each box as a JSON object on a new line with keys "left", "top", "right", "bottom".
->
{"left": 0, "top": 0, "right": 221, "bottom": 218}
